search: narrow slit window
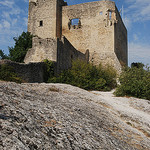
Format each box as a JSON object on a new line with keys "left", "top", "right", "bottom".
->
{"left": 39, "top": 20, "right": 43, "bottom": 27}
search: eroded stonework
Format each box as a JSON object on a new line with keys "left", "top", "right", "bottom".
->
{"left": 25, "top": 0, "right": 128, "bottom": 72}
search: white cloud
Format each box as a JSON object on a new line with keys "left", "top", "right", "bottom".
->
{"left": 0, "top": 0, "right": 14, "bottom": 8}
{"left": 128, "top": 42, "right": 150, "bottom": 65}
{"left": 0, "top": 0, "right": 28, "bottom": 52}
{"left": 12, "top": 19, "right": 18, "bottom": 26}
{"left": 125, "top": 0, "right": 150, "bottom": 22}
{"left": 133, "top": 34, "right": 139, "bottom": 41}
{"left": 123, "top": 17, "right": 132, "bottom": 30}
{"left": 3, "top": 20, "right": 11, "bottom": 28}
{"left": 23, "top": 17, "right": 28, "bottom": 26}
{"left": 2, "top": 11, "right": 11, "bottom": 20}
{"left": 0, "top": 24, "right": 2, "bottom": 30}
{"left": 23, "top": 0, "right": 28, "bottom": 2}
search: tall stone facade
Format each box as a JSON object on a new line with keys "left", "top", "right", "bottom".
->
{"left": 24, "top": 0, "right": 128, "bottom": 72}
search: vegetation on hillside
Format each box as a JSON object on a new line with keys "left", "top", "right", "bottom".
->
{"left": 114, "top": 64, "right": 150, "bottom": 100}
{"left": 45, "top": 60, "right": 117, "bottom": 91}
{"left": 0, "top": 32, "right": 33, "bottom": 63}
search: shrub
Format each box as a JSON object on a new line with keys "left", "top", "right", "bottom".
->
{"left": 0, "top": 64, "right": 22, "bottom": 83}
{"left": 114, "top": 65, "right": 150, "bottom": 100}
{"left": 43, "top": 59, "right": 55, "bottom": 82}
{"left": 48, "top": 60, "right": 117, "bottom": 91}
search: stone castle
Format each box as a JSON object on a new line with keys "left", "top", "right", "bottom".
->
{"left": 24, "top": 0, "right": 128, "bottom": 72}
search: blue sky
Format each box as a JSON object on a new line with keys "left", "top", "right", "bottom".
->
{"left": 0, "top": 0, "right": 150, "bottom": 66}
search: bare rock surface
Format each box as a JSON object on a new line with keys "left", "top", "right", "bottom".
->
{"left": 0, "top": 81, "right": 150, "bottom": 150}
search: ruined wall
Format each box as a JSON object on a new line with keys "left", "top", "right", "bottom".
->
{"left": 114, "top": 6, "right": 128, "bottom": 66}
{"left": 24, "top": 36, "right": 58, "bottom": 63}
{"left": 57, "top": 36, "right": 89, "bottom": 73}
{"left": 56, "top": 0, "right": 67, "bottom": 38}
{"left": 0, "top": 60, "right": 46, "bottom": 83}
{"left": 24, "top": 36, "right": 88, "bottom": 73}
{"left": 62, "top": 1, "right": 116, "bottom": 65}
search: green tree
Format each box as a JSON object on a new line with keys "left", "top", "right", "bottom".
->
{"left": 131, "top": 62, "right": 144, "bottom": 69}
{"left": 8, "top": 32, "right": 33, "bottom": 63}
{"left": 114, "top": 64, "right": 150, "bottom": 100}
{"left": 0, "top": 50, "right": 9, "bottom": 59}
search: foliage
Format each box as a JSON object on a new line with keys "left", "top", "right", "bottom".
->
{"left": 43, "top": 59, "right": 55, "bottom": 82}
{"left": 0, "top": 50, "right": 9, "bottom": 59}
{"left": 114, "top": 64, "right": 150, "bottom": 100}
{"left": 8, "top": 32, "right": 33, "bottom": 63}
{"left": 48, "top": 60, "right": 117, "bottom": 91}
{"left": 0, "top": 64, "right": 22, "bottom": 83}
{"left": 131, "top": 62, "right": 144, "bottom": 69}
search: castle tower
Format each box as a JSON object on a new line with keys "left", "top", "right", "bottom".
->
{"left": 24, "top": 0, "right": 67, "bottom": 63}
{"left": 28, "top": 0, "right": 67, "bottom": 39}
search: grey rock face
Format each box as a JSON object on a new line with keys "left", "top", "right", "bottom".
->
{"left": 0, "top": 82, "right": 150, "bottom": 150}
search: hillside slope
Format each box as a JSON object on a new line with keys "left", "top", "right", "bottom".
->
{"left": 0, "top": 82, "right": 150, "bottom": 150}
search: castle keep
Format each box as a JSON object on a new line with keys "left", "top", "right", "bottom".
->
{"left": 24, "top": 0, "right": 128, "bottom": 72}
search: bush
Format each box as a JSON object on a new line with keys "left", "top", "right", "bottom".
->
{"left": 0, "top": 64, "right": 22, "bottom": 83}
{"left": 43, "top": 59, "right": 55, "bottom": 82}
{"left": 114, "top": 65, "right": 150, "bottom": 100}
{"left": 48, "top": 60, "right": 117, "bottom": 91}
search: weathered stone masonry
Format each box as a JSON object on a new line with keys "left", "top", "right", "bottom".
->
{"left": 25, "top": 0, "right": 128, "bottom": 72}
{"left": 0, "top": 60, "right": 46, "bottom": 83}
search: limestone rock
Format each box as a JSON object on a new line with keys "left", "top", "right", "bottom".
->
{"left": 0, "top": 82, "right": 150, "bottom": 149}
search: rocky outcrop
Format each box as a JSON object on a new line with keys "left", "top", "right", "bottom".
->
{"left": 0, "top": 82, "right": 150, "bottom": 149}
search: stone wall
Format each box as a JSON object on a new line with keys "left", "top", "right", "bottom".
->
{"left": 24, "top": 35, "right": 89, "bottom": 74}
{"left": 62, "top": 1, "right": 116, "bottom": 63}
{"left": 114, "top": 6, "right": 128, "bottom": 66}
{"left": 28, "top": 0, "right": 64, "bottom": 39}
{"left": 24, "top": 36, "right": 58, "bottom": 63}
{"left": 57, "top": 36, "right": 89, "bottom": 73}
{"left": 0, "top": 60, "right": 46, "bottom": 83}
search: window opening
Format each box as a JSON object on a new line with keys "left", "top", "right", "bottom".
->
{"left": 71, "top": 18, "right": 79, "bottom": 25}
{"left": 39, "top": 20, "right": 43, "bottom": 27}
{"left": 109, "top": 12, "right": 112, "bottom": 19}
{"left": 99, "top": 11, "right": 103, "bottom": 15}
